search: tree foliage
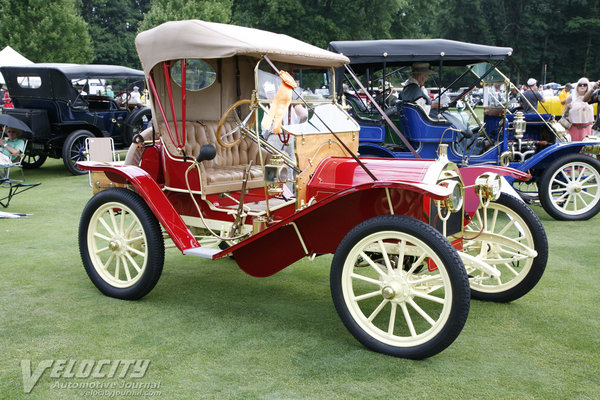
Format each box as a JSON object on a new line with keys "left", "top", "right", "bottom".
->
{"left": 0, "top": 0, "right": 597, "bottom": 84}
{"left": 435, "top": 0, "right": 600, "bottom": 84}
{"left": 138, "top": 0, "right": 232, "bottom": 32}
{"left": 0, "top": 0, "right": 93, "bottom": 63}
{"left": 232, "top": 0, "right": 410, "bottom": 48}
{"left": 80, "top": 0, "right": 151, "bottom": 68}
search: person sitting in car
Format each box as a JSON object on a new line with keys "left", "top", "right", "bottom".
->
{"left": 400, "top": 62, "right": 442, "bottom": 117}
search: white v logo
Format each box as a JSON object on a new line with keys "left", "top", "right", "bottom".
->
{"left": 21, "top": 359, "right": 53, "bottom": 393}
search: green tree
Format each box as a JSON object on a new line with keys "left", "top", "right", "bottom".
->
{"left": 80, "top": 0, "right": 151, "bottom": 68}
{"left": 0, "top": 0, "right": 93, "bottom": 63}
{"left": 139, "top": 0, "right": 233, "bottom": 32}
{"left": 232, "top": 0, "right": 411, "bottom": 48}
{"left": 432, "top": 0, "right": 600, "bottom": 85}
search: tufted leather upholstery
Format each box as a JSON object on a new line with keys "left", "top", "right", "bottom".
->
{"left": 159, "top": 121, "right": 269, "bottom": 194}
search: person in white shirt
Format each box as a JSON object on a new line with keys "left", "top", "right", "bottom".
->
{"left": 400, "top": 62, "right": 441, "bottom": 116}
{"left": 129, "top": 86, "right": 142, "bottom": 105}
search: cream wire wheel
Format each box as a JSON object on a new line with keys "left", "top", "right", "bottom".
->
{"left": 464, "top": 193, "right": 547, "bottom": 302}
{"left": 331, "top": 215, "right": 470, "bottom": 359}
{"left": 79, "top": 188, "right": 164, "bottom": 300}
{"left": 539, "top": 153, "right": 600, "bottom": 220}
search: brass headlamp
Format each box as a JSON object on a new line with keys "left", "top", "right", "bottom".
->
{"left": 513, "top": 111, "right": 526, "bottom": 139}
{"left": 475, "top": 172, "right": 501, "bottom": 202}
{"left": 437, "top": 179, "right": 463, "bottom": 212}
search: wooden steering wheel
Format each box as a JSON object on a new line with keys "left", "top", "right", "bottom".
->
{"left": 216, "top": 99, "right": 257, "bottom": 148}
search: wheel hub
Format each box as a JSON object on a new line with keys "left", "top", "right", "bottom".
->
{"left": 108, "top": 236, "right": 126, "bottom": 255}
{"left": 571, "top": 184, "right": 582, "bottom": 194}
{"left": 381, "top": 275, "right": 411, "bottom": 302}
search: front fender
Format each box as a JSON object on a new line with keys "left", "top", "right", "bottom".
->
{"left": 78, "top": 161, "right": 199, "bottom": 251}
{"left": 507, "top": 141, "right": 600, "bottom": 177}
{"left": 216, "top": 182, "right": 450, "bottom": 278}
{"left": 460, "top": 165, "right": 530, "bottom": 213}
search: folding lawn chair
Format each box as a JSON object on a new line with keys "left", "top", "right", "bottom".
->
{"left": 85, "top": 137, "right": 122, "bottom": 192}
{"left": 0, "top": 136, "right": 41, "bottom": 208}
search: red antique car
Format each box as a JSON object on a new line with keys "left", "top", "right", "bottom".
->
{"left": 77, "top": 20, "right": 546, "bottom": 359}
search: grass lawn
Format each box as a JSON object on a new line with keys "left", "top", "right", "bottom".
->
{"left": 1, "top": 158, "right": 598, "bottom": 400}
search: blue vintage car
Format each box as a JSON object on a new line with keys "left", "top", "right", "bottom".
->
{"left": 329, "top": 39, "right": 600, "bottom": 221}
{"left": 1, "top": 64, "right": 152, "bottom": 174}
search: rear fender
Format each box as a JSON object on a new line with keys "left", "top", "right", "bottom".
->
{"left": 216, "top": 181, "right": 451, "bottom": 277}
{"left": 78, "top": 161, "right": 199, "bottom": 250}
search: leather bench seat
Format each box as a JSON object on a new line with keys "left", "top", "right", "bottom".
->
{"left": 159, "top": 120, "right": 269, "bottom": 194}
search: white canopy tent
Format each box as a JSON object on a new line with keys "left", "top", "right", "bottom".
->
{"left": 0, "top": 46, "right": 34, "bottom": 84}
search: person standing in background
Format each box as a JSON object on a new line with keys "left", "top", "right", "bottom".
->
{"left": 559, "top": 83, "right": 572, "bottom": 105}
{"left": 519, "top": 78, "right": 544, "bottom": 113}
{"left": 564, "top": 77, "right": 594, "bottom": 140}
{"left": 583, "top": 79, "right": 600, "bottom": 135}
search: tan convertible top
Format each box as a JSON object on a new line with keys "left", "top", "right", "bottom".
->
{"left": 135, "top": 20, "right": 349, "bottom": 74}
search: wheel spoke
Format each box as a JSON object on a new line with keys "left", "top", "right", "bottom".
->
{"left": 378, "top": 239, "right": 394, "bottom": 274}
{"left": 351, "top": 272, "right": 381, "bottom": 286}
{"left": 475, "top": 208, "right": 483, "bottom": 228}
{"left": 367, "top": 299, "right": 389, "bottom": 322}
{"left": 387, "top": 303, "right": 397, "bottom": 335}
{"left": 580, "top": 184, "right": 600, "bottom": 192}
{"left": 93, "top": 232, "right": 112, "bottom": 242}
{"left": 560, "top": 193, "right": 574, "bottom": 209}
{"left": 502, "top": 262, "right": 519, "bottom": 277}
{"left": 560, "top": 169, "right": 572, "bottom": 183}
{"left": 102, "top": 253, "right": 115, "bottom": 271}
{"left": 412, "top": 290, "right": 446, "bottom": 305}
{"left": 354, "top": 290, "right": 381, "bottom": 302}
{"left": 359, "top": 251, "right": 386, "bottom": 277}
{"left": 400, "top": 303, "right": 417, "bottom": 337}
{"left": 125, "top": 219, "right": 137, "bottom": 236}
{"left": 98, "top": 215, "right": 115, "bottom": 237}
{"left": 95, "top": 245, "right": 110, "bottom": 254}
{"left": 406, "top": 253, "right": 427, "bottom": 275}
{"left": 125, "top": 252, "right": 142, "bottom": 273}
{"left": 497, "top": 218, "right": 516, "bottom": 236}
{"left": 108, "top": 209, "right": 118, "bottom": 233}
{"left": 550, "top": 185, "right": 567, "bottom": 194}
{"left": 574, "top": 166, "right": 588, "bottom": 182}
{"left": 114, "top": 257, "right": 120, "bottom": 279}
{"left": 489, "top": 208, "right": 499, "bottom": 232}
{"left": 409, "top": 274, "right": 444, "bottom": 286}
{"left": 126, "top": 234, "right": 145, "bottom": 244}
{"left": 125, "top": 245, "right": 145, "bottom": 258}
{"left": 407, "top": 298, "right": 436, "bottom": 325}
{"left": 579, "top": 174, "right": 596, "bottom": 185}
{"left": 575, "top": 192, "right": 588, "bottom": 207}
{"left": 121, "top": 255, "right": 132, "bottom": 281}
{"left": 120, "top": 210, "right": 125, "bottom": 233}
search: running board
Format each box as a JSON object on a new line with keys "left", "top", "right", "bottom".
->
{"left": 182, "top": 247, "right": 220, "bottom": 259}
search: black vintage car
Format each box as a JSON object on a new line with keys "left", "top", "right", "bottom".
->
{"left": 1, "top": 64, "right": 152, "bottom": 174}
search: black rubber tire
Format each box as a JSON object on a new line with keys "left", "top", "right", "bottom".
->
{"left": 539, "top": 153, "right": 600, "bottom": 220}
{"left": 62, "top": 129, "right": 94, "bottom": 175}
{"left": 122, "top": 107, "right": 152, "bottom": 145}
{"left": 468, "top": 193, "right": 548, "bottom": 302}
{"left": 79, "top": 188, "right": 164, "bottom": 300}
{"left": 21, "top": 147, "right": 47, "bottom": 169}
{"left": 330, "top": 215, "right": 470, "bottom": 359}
